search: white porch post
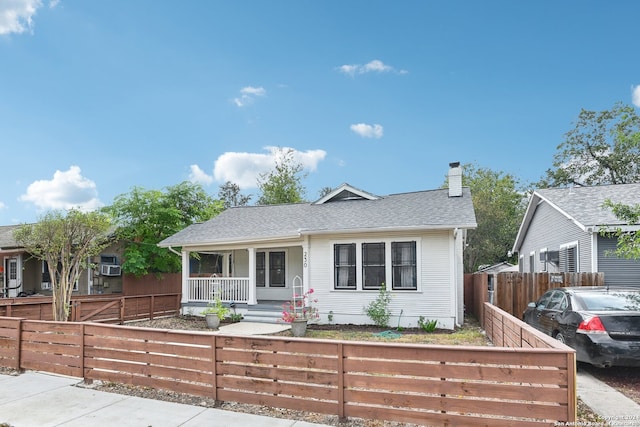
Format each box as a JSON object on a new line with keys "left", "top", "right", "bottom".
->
{"left": 248, "top": 248, "right": 257, "bottom": 305}
{"left": 302, "top": 236, "right": 310, "bottom": 293}
{"left": 181, "top": 250, "right": 189, "bottom": 308}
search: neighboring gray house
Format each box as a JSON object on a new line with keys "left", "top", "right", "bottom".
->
{"left": 159, "top": 163, "right": 477, "bottom": 329}
{"left": 512, "top": 184, "right": 640, "bottom": 286}
{"left": 0, "top": 224, "right": 125, "bottom": 297}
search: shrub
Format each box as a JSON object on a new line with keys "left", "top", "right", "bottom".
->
{"left": 364, "top": 284, "right": 392, "bottom": 328}
{"left": 418, "top": 316, "right": 438, "bottom": 332}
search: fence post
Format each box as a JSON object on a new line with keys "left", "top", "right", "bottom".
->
{"left": 150, "top": 296, "right": 155, "bottom": 320}
{"left": 337, "top": 342, "right": 345, "bottom": 422}
{"left": 15, "top": 318, "right": 23, "bottom": 372}
{"left": 120, "top": 297, "right": 125, "bottom": 324}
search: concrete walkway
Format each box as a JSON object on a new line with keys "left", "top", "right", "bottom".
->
{"left": 576, "top": 370, "right": 640, "bottom": 422}
{"left": 0, "top": 371, "right": 329, "bottom": 427}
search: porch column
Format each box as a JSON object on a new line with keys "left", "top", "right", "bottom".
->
{"left": 181, "top": 250, "right": 190, "bottom": 307}
{"left": 248, "top": 248, "right": 257, "bottom": 305}
{"left": 302, "top": 236, "right": 310, "bottom": 293}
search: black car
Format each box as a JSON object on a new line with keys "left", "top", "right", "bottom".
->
{"left": 523, "top": 286, "right": 640, "bottom": 368}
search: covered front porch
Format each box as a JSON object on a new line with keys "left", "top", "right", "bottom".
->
{"left": 178, "top": 240, "right": 308, "bottom": 314}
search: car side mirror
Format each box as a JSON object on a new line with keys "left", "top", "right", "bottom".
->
{"left": 527, "top": 302, "right": 536, "bottom": 308}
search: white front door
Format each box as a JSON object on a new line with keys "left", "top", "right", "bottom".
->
{"left": 7, "top": 257, "right": 20, "bottom": 297}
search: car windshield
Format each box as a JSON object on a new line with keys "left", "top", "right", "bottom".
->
{"left": 577, "top": 292, "right": 640, "bottom": 311}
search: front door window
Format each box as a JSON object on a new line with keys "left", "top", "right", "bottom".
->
{"left": 256, "top": 251, "right": 286, "bottom": 288}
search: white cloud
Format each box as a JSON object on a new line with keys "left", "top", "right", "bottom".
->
{"left": 207, "top": 147, "right": 327, "bottom": 189}
{"left": 337, "top": 60, "right": 407, "bottom": 76}
{"left": 350, "top": 123, "right": 384, "bottom": 139}
{"left": 188, "top": 164, "right": 214, "bottom": 185}
{"left": 632, "top": 85, "right": 640, "bottom": 108}
{"left": 233, "top": 86, "right": 266, "bottom": 107}
{"left": 19, "top": 166, "right": 103, "bottom": 212}
{"left": 0, "top": 0, "right": 57, "bottom": 35}
{"left": 0, "top": 201, "right": 6, "bottom": 210}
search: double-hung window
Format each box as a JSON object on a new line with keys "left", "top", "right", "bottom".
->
{"left": 392, "top": 241, "right": 417, "bottom": 290}
{"left": 362, "top": 242, "right": 385, "bottom": 290}
{"left": 334, "top": 244, "right": 356, "bottom": 289}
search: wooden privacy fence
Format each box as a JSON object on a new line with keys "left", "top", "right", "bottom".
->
{"left": 0, "top": 316, "right": 576, "bottom": 426}
{"left": 466, "top": 272, "right": 604, "bottom": 321}
{"left": 0, "top": 293, "right": 180, "bottom": 323}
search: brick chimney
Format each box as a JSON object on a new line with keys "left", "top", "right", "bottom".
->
{"left": 448, "top": 162, "right": 462, "bottom": 197}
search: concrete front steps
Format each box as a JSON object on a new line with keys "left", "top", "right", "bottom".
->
{"left": 240, "top": 301, "right": 285, "bottom": 324}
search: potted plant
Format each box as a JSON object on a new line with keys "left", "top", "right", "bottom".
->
{"left": 280, "top": 288, "right": 319, "bottom": 337}
{"left": 202, "top": 298, "right": 230, "bottom": 329}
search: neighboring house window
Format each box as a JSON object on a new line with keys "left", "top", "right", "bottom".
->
{"left": 540, "top": 248, "right": 548, "bottom": 272}
{"left": 101, "top": 255, "right": 118, "bottom": 265}
{"left": 41, "top": 261, "right": 51, "bottom": 290}
{"left": 39, "top": 260, "right": 78, "bottom": 291}
{"left": 362, "top": 242, "right": 385, "bottom": 290}
{"left": 392, "top": 241, "right": 417, "bottom": 290}
{"left": 334, "top": 244, "right": 356, "bottom": 289}
{"left": 560, "top": 242, "right": 579, "bottom": 272}
{"left": 529, "top": 252, "right": 535, "bottom": 273}
{"left": 256, "top": 250, "right": 286, "bottom": 287}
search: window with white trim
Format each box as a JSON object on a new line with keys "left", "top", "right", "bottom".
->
{"left": 540, "top": 248, "right": 548, "bottom": 272}
{"left": 560, "top": 242, "right": 578, "bottom": 272}
{"left": 362, "top": 242, "right": 385, "bottom": 290}
{"left": 529, "top": 251, "right": 535, "bottom": 273}
{"left": 334, "top": 239, "right": 419, "bottom": 291}
{"left": 334, "top": 244, "right": 356, "bottom": 289}
{"left": 392, "top": 241, "right": 417, "bottom": 290}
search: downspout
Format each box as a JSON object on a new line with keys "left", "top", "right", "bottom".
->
{"left": 167, "top": 246, "right": 181, "bottom": 257}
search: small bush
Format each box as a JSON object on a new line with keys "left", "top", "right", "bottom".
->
{"left": 364, "top": 284, "right": 392, "bottom": 328}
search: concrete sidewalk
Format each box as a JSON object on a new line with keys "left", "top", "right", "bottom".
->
{"left": 3, "top": 370, "right": 639, "bottom": 426}
{"left": 0, "top": 371, "right": 329, "bottom": 427}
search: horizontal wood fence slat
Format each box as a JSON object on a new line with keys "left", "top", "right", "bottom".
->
{"left": 0, "top": 293, "right": 180, "bottom": 323}
{"left": 0, "top": 312, "right": 576, "bottom": 426}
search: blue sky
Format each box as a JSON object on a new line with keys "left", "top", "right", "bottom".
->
{"left": 1, "top": 1, "right": 639, "bottom": 225}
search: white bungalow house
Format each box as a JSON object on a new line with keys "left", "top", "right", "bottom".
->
{"left": 158, "top": 163, "right": 476, "bottom": 329}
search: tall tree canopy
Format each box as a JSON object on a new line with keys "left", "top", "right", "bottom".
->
{"left": 105, "top": 181, "right": 223, "bottom": 276}
{"left": 601, "top": 199, "right": 640, "bottom": 260}
{"left": 256, "top": 147, "right": 307, "bottom": 205}
{"left": 541, "top": 102, "right": 640, "bottom": 187}
{"left": 218, "top": 181, "right": 251, "bottom": 209}
{"left": 449, "top": 164, "right": 527, "bottom": 273}
{"left": 14, "top": 209, "right": 112, "bottom": 321}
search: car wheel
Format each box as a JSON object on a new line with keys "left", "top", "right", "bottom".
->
{"left": 555, "top": 332, "right": 566, "bottom": 344}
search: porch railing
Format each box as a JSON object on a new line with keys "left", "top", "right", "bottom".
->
{"left": 187, "top": 277, "right": 249, "bottom": 303}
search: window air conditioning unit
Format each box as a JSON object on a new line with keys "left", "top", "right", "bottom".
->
{"left": 101, "top": 264, "right": 122, "bottom": 276}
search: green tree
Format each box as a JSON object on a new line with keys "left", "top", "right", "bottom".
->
{"left": 105, "top": 182, "right": 223, "bottom": 276}
{"left": 601, "top": 199, "right": 640, "bottom": 260}
{"left": 218, "top": 181, "right": 251, "bottom": 209}
{"left": 13, "top": 210, "right": 112, "bottom": 321}
{"left": 256, "top": 148, "right": 307, "bottom": 205}
{"left": 541, "top": 102, "right": 640, "bottom": 187}
{"left": 448, "top": 164, "right": 527, "bottom": 273}
{"left": 318, "top": 186, "right": 334, "bottom": 198}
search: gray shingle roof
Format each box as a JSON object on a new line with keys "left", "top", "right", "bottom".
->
{"left": 536, "top": 183, "right": 640, "bottom": 227}
{"left": 159, "top": 187, "right": 477, "bottom": 247}
{"left": 0, "top": 225, "right": 23, "bottom": 249}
